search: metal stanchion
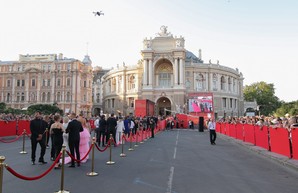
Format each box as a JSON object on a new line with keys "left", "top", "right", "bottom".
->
{"left": 55, "top": 145, "right": 70, "bottom": 193}
{"left": 134, "top": 130, "right": 139, "bottom": 147}
{"left": 87, "top": 137, "right": 98, "bottom": 176}
{"left": 120, "top": 132, "right": 126, "bottom": 157}
{"left": 106, "top": 134, "right": 115, "bottom": 165}
{"left": 128, "top": 130, "right": 134, "bottom": 151}
{"left": 20, "top": 130, "right": 27, "bottom": 154}
{"left": 0, "top": 156, "right": 5, "bottom": 193}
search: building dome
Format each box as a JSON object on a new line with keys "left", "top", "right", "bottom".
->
{"left": 185, "top": 50, "right": 202, "bottom": 63}
{"left": 82, "top": 55, "right": 92, "bottom": 66}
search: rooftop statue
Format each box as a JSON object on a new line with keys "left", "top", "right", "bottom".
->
{"left": 157, "top": 25, "right": 172, "bottom": 37}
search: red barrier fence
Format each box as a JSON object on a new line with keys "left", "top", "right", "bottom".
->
{"left": 219, "top": 123, "right": 298, "bottom": 160}
{"left": 229, "top": 124, "right": 236, "bottom": 138}
{"left": 216, "top": 123, "right": 221, "bottom": 133}
{"left": 254, "top": 126, "right": 269, "bottom": 150}
{"left": 0, "top": 121, "right": 17, "bottom": 137}
{"left": 17, "top": 120, "right": 31, "bottom": 135}
{"left": 292, "top": 128, "right": 298, "bottom": 159}
{"left": 236, "top": 124, "right": 244, "bottom": 141}
{"left": 244, "top": 124, "right": 255, "bottom": 145}
{"left": 269, "top": 128, "right": 291, "bottom": 158}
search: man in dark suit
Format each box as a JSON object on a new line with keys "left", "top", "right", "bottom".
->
{"left": 66, "top": 113, "right": 83, "bottom": 167}
{"left": 106, "top": 113, "right": 117, "bottom": 146}
{"left": 30, "top": 111, "right": 48, "bottom": 165}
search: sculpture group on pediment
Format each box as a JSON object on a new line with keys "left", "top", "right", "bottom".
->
{"left": 157, "top": 25, "right": 172, "bottom": 37}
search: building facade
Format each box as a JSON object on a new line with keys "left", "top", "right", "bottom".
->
{"left": 102, "top": 26, "right": 244, "bottom": 118}
{"left": 0, "top": 54, "right": 93, "bottom": 115}
{"left": 92, "top": 66, "right": 110, "bottom": 115}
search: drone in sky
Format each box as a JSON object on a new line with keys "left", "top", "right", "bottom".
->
{"left": 93, "top": 11, "right": 104, "bottom": 16}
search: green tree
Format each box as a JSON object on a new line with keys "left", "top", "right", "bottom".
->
{"left": 0, "top": 102, "right": 6, "bottom": 113}
{"left": 27, "top": 104, "right": 63, "bottom": 115}
{"left": 275, "top": 100, "right": 298, "bottom": 117}
{"left": 244, "top": 81, "right": 281, "bottom": 116}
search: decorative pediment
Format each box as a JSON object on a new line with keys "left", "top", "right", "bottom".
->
{"left": 25, "top": 67, "right": 42, "bottom": 73}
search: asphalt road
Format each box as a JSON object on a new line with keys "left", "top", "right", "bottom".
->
{"left": 1, "top": 129, "right": 298, "bottom": 193}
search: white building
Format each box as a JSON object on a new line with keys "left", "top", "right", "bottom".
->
{"left": 101, "top": 26, "right": 244, "bottom": 118}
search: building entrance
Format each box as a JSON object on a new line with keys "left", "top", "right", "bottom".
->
{"left": 156, "top": 97, "right": 171, "bottom": 116}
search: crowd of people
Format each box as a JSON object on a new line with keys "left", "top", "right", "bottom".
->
{"left": 217, "top": 114, "right": 298, "bottom": 131}
{"left": 26, "top": 111, "right": 162, "bottom": 168}
{"left": 2, "top": 111, "right": 298, "bottom": 167}
{"left": 29, "top": 111, "right": 91, "bottom": 168}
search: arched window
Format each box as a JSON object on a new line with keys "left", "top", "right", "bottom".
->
{"left": 6, "top": 93, "right": 11, "bottom": 102}
{"left": 196, "top": 73, "right": 204, "bottom": 91}
{"left": 66, "top": 78, "right": 71, "bottom": 86}
{"left": 30, "top": 93, "right": 35, "bottom": 102}
{"left": 47, "top": 92, "right": 51, "bottom": 102}
{"left": 129, "top": 75, "right": 136, "bottom": 90}
{"left": 42, "top": 92, "right": 46, "bottom": 102}
{"left": 228, "top": 77, "right": 232, "bottom": 91}
{"left": 57, "top": 78, "right": 61, "bottom": 87}
{"left": 57, "top": 92, "right": 61, "bottom": 102}
{"left": 66, "top": 92, "right": 71, "bottom": 102}
{"left": 111, "top": 78, "right": 116, "bottom": 92}
{"left": 213, "top": 74, "right": 217, "bottom": 90}
{"left": 185, "top": 79, "right": 191, "bottom": 89}
{"left": 220, "top": 76, "right": 226, "bottom": 91}
{"left": 157, "top": 63, "right": 172, "bottom": 88}
{"left": 21, "top": 93, "right": 25, "bottom": 102}
{"left": 16, "top": 93, "right": 20, "bottom": 102}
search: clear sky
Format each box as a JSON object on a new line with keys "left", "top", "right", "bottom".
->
{"left": 1, "top": 0, "right": 297, "bottom": 102}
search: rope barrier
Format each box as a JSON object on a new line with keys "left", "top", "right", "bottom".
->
{"left": 65, "top": 144, "right": 93, "bottom": 163}
{"left": 94, "top": 141, "right": 110, "bottom": 152}
{"left": 5, "top": 152, "right": 62, "bottom": 181}
{"left": 0, "top": 135, "right": 22, "bottom": 143}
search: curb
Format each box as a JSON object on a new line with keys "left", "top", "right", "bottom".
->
{"left": 218, "top": 133, "right": 298, "bottom": 171}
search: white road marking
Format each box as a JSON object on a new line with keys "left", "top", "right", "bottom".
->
{"left": 166, "top": 166, "right": 175, "bottom": 193}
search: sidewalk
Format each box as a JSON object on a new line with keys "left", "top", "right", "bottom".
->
{"left": 218, "top": 133, "right": 298, "bottom": 171}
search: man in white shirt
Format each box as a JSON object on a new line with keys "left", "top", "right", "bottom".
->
{"left": 208, "top": 118, "right": 216, "bottom": 145}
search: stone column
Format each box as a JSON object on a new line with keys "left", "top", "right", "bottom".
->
{"left": 51, "top": 72, "right": 56, "bottom": 103}
{"left": 174, "top": 58, "right": 178, "bottom": 86}
{"left": 143, "top": 59, "right": 148, "bottom": 86}
{"left": 25, "top": 73, "right": 29, "bottom": 102}
{"left": 148, "top": 59, "right": 153, "bottom": 86}
{"left": 209, "top": 72, "right": 212, "bottom": 91}
{"left": 179, "top": 58, "right": 185, "bottom": 86}
{"left": 12, "top": 77, "right": 16, "bottom": 102}
{"left": 37, "top": 73, "right": 41, "bottom": 102}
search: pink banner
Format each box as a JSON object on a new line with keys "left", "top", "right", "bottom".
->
{"left": 244, "top": 124, "right": 255, "bottom": 145}
{"left": 270, "top": 127, "right": 291, "bottom": 158}
{"left": 254, "top": 125, "right": 269, "bottom": 150}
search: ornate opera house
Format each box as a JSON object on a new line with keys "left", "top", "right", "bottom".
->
{"left": 101, "top": 26, "right": 244, "bottom": 118}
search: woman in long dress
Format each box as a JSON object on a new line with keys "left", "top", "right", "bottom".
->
{"left": 50, "top": 114, "right": 64, "bottom": 169}
{"left": 78, "top": 118, "right": 91, "bottom": 163}
{"left": 62, "top": 116, "right": 70, "bottom": 151}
